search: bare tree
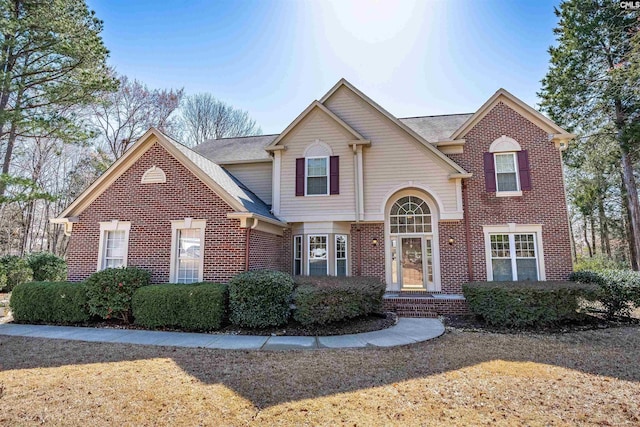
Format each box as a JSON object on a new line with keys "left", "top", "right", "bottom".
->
{"left": 92, "top": 73, "right": 184, "bottom": 159}
{"left": 180, "top": 93, "right": 261, "bottom": 146}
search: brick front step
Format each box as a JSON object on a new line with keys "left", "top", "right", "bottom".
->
{"left": 383, "top": 293, "right": 469, "bottom": 317}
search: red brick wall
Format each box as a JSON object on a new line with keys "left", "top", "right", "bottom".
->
{"left": 447, "top": 102, "right": 573, "bottom": 281}
{"left": 282, "top": 229, "right": 293, "bottom": 275}
{"left": 248, "top": 229, "right": 285, "bottom": 271}
{"left": 350, "top": 223, "right": 385, "bottom": 281}
{"left": 438, "top": 221, "right": 469, "bottom": 293}
{"left": 67, "top": 142, "right": 247, "bottom": 284}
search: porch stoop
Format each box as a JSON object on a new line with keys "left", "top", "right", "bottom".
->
{"left": 383, "top": 293, "right": 469, "bottom": 318}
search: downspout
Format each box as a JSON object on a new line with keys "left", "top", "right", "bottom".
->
{"left": 352, "top": 144, "right": 362, "bottom": 276}
{"left": 462, "top": 179, "right": 474, "bottom": 281}
{"left": 244, "top": 218, "right": 260, "bottom": 271}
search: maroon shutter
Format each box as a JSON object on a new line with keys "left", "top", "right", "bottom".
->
{"left": 329, "top": 156, "right": 339, "bottom": 195}
{"left": 517, "top": 150, "right": 531, "bottom": 191}
{"left": 295, "top": 158, "right": 305, "bottom": 196}
{"left": 483, "top": 152, "right": 496, "bottom": 192}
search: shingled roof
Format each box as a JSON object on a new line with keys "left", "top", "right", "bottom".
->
{"left": 399, "top": 113, "right": 473, "bottom": 142}
{"left": 193, "top": 134, "right": 276, "bottom": 164}
{"left": 192, "top": 114, "right": 472, "bottom": 164}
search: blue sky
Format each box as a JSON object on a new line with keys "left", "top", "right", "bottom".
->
{"left": 87, "top": 0, "right": 561, "bottom": 134}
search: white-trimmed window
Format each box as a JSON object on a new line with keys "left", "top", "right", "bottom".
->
{"left": 306, "top": 157, "right": 329, "bottom": 195}
{"left": 293, "top": 235, "right": 303, "bottom": 275}
{"left": 335, "top": 234, "right": 347, "bottom": 276}
{"left": 97, "top": 221, "right": 131, "bottom": 271}
{"left": 170, "top": 219, "right": 206, "bottom": 284}
{"left": 494, "top": 153, "right": 519, "bottom": 192}
{"left": 308, "top": 234, "right": 328, "bottom": 276}
{"left": 484, "top": 224, "right": 544, "bottom": 281}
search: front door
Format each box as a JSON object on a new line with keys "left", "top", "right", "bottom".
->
{"left": 399, "top": 236, "right": 434, "bottom": 291}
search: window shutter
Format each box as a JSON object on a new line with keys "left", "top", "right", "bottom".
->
{"left": 517, "top": 150, "right": 531, "bottom": 191}
{"left": 330, "top": 156, "right": 339, "bottom": 195}
{"left": 296, "top": 158, "right": 305, "bottom": 196}
{"left": 483, "top": 152, "right": 496, "bottom": 192}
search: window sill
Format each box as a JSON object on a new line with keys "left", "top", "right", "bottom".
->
{"left": 495, "top": 191, "right": 522, "bottom": 198}
{"left": 304, "top": 193, "right": 331, "bottom": 197}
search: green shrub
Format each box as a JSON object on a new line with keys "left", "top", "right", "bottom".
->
{"left": 229, "top": 270, "right": 294, "bottom": 328}
{"left": 574, "top": 255, "right": 629, "bottom": 272}
{"left": 10, "top": 281, "right": 89, "bottom": 323}
{"left": 0, "top": 263, "right": 7, "bottom": 291}
{"left": 462, "top": 281, "right": 598, "bottom": 328}
{"left": 132, "top": 282, "right": 227, "bottom": 331}
{"left": 0, "top": 255, "right": 33, "bottom": 292}
{"left": 293, "top": 276, "right": 386, "bottom": 325}
{"left": 27, "top": 252, "right": 67, "bottom": 281}
{"left": 569, "top": 269, "right": 640, "bottom": 318}
{"left": 85, "top": 267, "right": 150, "bottom": 323}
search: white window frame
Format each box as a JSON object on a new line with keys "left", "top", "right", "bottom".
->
{"left": 170, "top": 218, "right": 206, "bottom": 283}
{"left": 335, "top": 234, "right": 348, "bottom": 277}
{"left": 293, "top": 235, "right": 303, "bottom": 275}
{"left": 307, "top": 234, "right": 329, "bottom": 276}
{"left": 305, "top": 156, "right": 330, "bottom": 196}
{"left": 97, "top": 220, "right": 131, "bottom": 271}
{"left": 494, "top": 152, "right": 521, "bottom": 197}
{"left": 483, "top": 224, "right": 545, "bottom": 281}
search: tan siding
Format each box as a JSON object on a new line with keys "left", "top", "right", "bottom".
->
{"left": 279, "top": 108, "right": 356, "bottom": 220}
{"left": 223, "top": 162, "right": 273, "bottom": 206}
{"left": 324, "top": 86, "right": 459, "bottom": 216}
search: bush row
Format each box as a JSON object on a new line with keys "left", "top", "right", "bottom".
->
{"left": 462, "top": 281, "right": 598, "bottom": 328}
{"left": 293, "top": 276, "right": 385, "bottom": 325}
{"left": 569, "top": 269, "right": 640, "bottom": 318}
{"left": 10, "top": 268, "right": 386, "bottom": 330}
{"left": 0, "top": 252, "right": 66, "bottom": 292}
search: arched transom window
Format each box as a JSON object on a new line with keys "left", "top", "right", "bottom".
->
{"left": 390, "top": 196, "right": 432, "bottom": 234}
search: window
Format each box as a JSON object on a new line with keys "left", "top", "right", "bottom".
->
{"left": 308, "top": 235, "right": 328, "bottom": 276}
{"left": 390, "top": 196, "right": 432, "bottom": 234}
{"left": 489, "top": 233, "right": 539, "bottom": 281}
{"left": 485, "top": 136, "right": 531, "bottom": 195}
{"left": 293, "top": 235, "right": 302, "bottom": 275}
{"left": 335, "top": 235, "right": 347, "bottom": 276}
{"left": 97, "top": 221, "right": 131, "bottom": 271}
{"left": 495, "top": 153, "right": 519, "bottom": 192}
{"left": 306, "top": 157, "right": 328, "bottom": 195}
{"left": 170, "top": 219, "right": 206, "bottom": 284}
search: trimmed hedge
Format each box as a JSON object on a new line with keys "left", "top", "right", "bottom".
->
{"left": 0, "top": 255, "right": 33, "bottom": 292}
{"left": 569, "top": 269, "right": 640, "bottom": 318}
{"left": 293, "top": 276, "right": 386, "bottom": 325}
{"left": 229, "top": 270, "right": 294, "bottom": 328}
{"left": 132, "top": 283, "right": 227, "bottom": 331}
{"left": 10, "top": 281, "right": 89, "bottom": 323}
{"left": 462, "top": 281, "right": 598, "bottom": 328}
{"left": 27, "top": 252, "right": 67, "bottom": 281}
{"left": 85, "top": 267, "right": 151, "bottom": 323}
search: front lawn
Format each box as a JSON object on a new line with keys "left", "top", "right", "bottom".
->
{"left": 1, "top": 326, "right": 638, "bottom": 425}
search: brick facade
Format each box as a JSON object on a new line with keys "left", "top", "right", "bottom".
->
{"left": 67, "top": 143, "right": 248, "bottom": 283}
{"left": 248, "top": 229, "right": 285, "bottom": 271}
{"left": 350, "top": 223, "right": 385, "bottom": 282}
{"left": 447, "top": 101, "right": 573, "bottom": 282}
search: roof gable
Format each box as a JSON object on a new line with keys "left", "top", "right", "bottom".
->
{"left": 266, "top": 101, "right": 366, "bottom": 150}
{"left": 450, "top": 88, "right": 571, "bottom": 140}
{"left": 320, "top": 79, "right": 468, "bottom": 174}
{"left": 58, "top": 128, "right": 278, "bottom": 221}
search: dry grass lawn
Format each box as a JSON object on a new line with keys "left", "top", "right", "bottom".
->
{"left": 1, "top": 326, "right": 639, "bottom": 426}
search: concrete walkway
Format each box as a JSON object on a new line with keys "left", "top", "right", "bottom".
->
{"left": 0, "top": 318, "right": 444, "bottom": 350}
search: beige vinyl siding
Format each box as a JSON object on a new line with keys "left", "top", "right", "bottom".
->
{"left": 279, "top": 109, "right": 356, "bottom": 220}
{"left": 223, "top": 161, "right": 273, "bottom": 206}
{"left": 324, "top": 86, "right": 458, "bottom": 216}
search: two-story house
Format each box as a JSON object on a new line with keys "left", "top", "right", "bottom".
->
{"left": 54, "top": 79, "right": 575, "bottom": 315}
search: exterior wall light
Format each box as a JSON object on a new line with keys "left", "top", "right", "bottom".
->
{"left": 448, "top": 236, "right": 455, "bottom": 245}
{"left": 372, "top": 238, "right": 378, "bottom": 246}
